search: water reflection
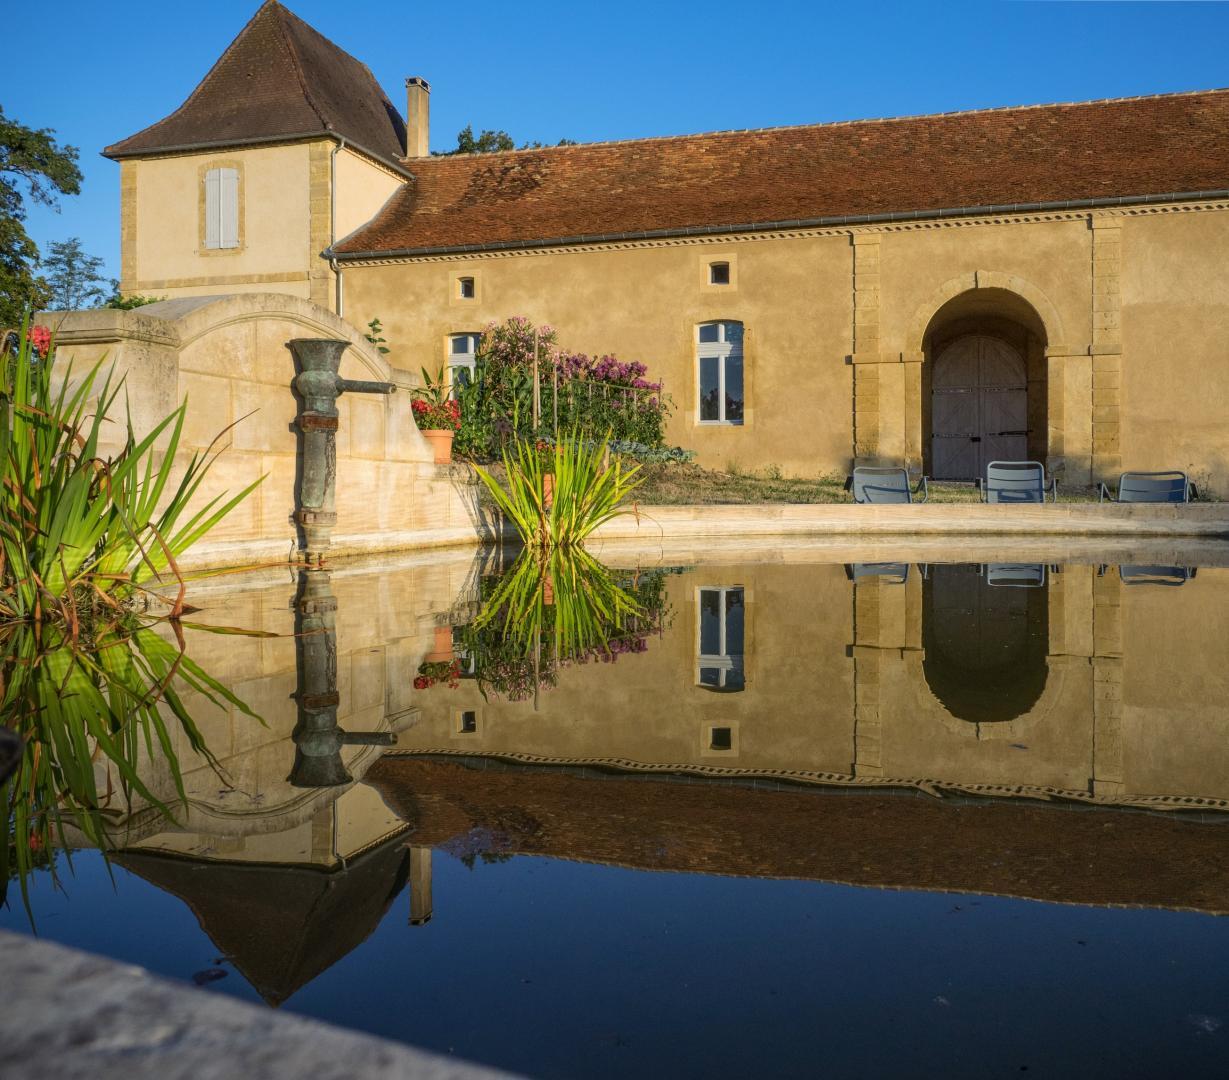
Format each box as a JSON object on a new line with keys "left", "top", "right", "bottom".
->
{"left": 6, "top": 547, "right": 1229, "bottom": 1010}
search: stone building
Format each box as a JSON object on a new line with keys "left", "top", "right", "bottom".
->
{"left": 104, "top": 1, "right": 1229, "bottom": 489}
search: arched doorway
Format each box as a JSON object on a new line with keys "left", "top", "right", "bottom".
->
{"left": 930, "top": 334, "right": 1028, "bottom": 480}
{"left": 922, "top": 563, "right": 1049, "bottom": 728}
{"left": 920, "top": 288, "right": 1049, "bottom": 481}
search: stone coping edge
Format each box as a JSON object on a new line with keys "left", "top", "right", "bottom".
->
{"left": 590, "top": 503, "right": 1229, "bottom": 540}
{"left": 0, "top": 930, "right": 515, "bottom": 1080}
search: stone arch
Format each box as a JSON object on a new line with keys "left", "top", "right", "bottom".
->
{"left": 905, "top": 270, "right": 1067, "bottom": 357}
{"left": 150, "top": 292, "right": 397, "bottom": 383}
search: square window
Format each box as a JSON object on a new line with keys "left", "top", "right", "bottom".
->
{"left": 698, "top": 323, "right": 720, "bottom": 344}
{"left": 709, "top": 726, "right": 733, "bottom": 751}
{"left": 458, "top": 277, "right": 475, "bottom": 299}
{"left": 709, "top": 262, "right": 730, "bottom": 285}
{"left": 459, "top": 710, "right": 478, "bottom": 734}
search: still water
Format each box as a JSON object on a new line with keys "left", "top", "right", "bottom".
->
{"left": 4, "top": 544, "right": 1229, "bottom": 1078}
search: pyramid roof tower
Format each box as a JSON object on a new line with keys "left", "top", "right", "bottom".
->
{"left": 104, "top": 1, "right": 408, "bottom": 173}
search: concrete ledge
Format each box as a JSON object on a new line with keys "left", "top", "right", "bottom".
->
{"left": 0, "top": 930, "right": 512, "bottom": 1080}
{"left": 590, "top": 503, "right": 1229, "bottom": 542}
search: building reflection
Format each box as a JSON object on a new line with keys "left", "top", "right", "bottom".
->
{"left": 80, "top": 548, "right": 1229, "bottom": 1004}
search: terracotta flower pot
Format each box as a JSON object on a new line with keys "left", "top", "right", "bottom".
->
{"left": 421, "top": 428, "right": 454, "bottom": 464}
{"left": 542, "top": 473, "right": 555, "bottom": 511}
{"left": 425, "top": 624, "right": 455, "bottom": 663}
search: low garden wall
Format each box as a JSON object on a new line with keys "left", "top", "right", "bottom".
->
{"left": 40, "top": 294, "right": 492, "bottom": 570}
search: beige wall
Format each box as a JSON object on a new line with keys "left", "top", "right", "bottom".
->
{"left": 333, "top": 148, "right": 403, "bottom": 241}
{"left": 124, "top": 144, "right": 313, "bottom": 294}
{"left": 401, "top": 559, "right": 1229, "bottom": 810}
{"left": 340, "top": 201, "right": 1229, "bottom": 493}
{"left": 41, "top": 294, "right": 484, "bottom": 572}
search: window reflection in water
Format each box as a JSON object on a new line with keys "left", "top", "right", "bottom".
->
{"left": 697, "top": 585, "right": 745, "bottom": 691}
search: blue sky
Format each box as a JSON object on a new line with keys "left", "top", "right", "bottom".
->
{"left": 4, "top": 0, "right": 1228, "bottom": 283}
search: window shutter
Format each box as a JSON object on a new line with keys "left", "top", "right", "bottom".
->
{"left": 219, "top": 168, "right": 240, "bottom": 249}
{"left": 204, "top": 169, "right": 221, "bottom": 249}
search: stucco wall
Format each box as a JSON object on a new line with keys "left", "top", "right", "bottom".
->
{"left": 40, "top": 293, "right": 482, "bottom": 571}
{"left": 333, "top": 147, "right": 404, "bottom": 241}
{"left": 340, "top": 202, "right": 1229, "bottom": 492}
{"left": 124, "top": 144, "right": 313, "bottom": 294}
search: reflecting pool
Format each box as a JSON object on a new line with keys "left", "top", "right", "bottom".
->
{"left": 3, "top": 542, "right": 1229, "bottom": 1078}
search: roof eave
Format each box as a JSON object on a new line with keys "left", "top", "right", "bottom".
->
{"left": 103, "top": 130, "right": 416, "bottom": 180}
{"left": 326, "top": 188, "right": 1229, "bottom": 262}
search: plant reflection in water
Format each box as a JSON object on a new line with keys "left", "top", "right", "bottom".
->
{"left": 0, "top": 614, "right": 260, "bottom": 914}
{"left": 428, "top": 550, "right": 676, "bottom": 705}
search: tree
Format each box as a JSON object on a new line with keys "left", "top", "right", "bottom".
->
{"left": 0, "top": 107, "right": 82, "bottom": 328}
{"left": 435, "top": 125, "right": 576, "bottom": 156}
{"left": 42, "top": 237, "right": 113, "bottom": 310}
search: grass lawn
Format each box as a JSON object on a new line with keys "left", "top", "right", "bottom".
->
{"left": 630, "top": 462, "right": 1105, "bottom": 505}
{"left": 470, "top": 459, "right": 1106, "bottom": 505}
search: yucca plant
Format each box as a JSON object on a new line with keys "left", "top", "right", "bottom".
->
{"left": 474, "top": 431, "right": 643, "bottom": 551}
{"left": 0, "top": 318, "right": 260, "bottom": 629}
{"left": 0, "top": 616, "right": 259, "bottom": 914}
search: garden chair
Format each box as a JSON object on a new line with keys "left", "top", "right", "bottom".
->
{"left": 1099, "top": 471, "right": 1193, "bottom": 503}
{"left": 844, "top": 562, "right": 910, "bottom": 584}
{"left": 849, "top": 466, "right": 929, "bottom": 504}
{"left": 1117, "top": 565, "right": 1198, "bottom": 586}
{"left": 984, "top": 563, "right": 1047, "bottom": 588}
{"left": 978, "top": 461, "right": 1057, "bottom": 503}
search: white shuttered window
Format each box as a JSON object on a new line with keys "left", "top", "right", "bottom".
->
{"left": 204, "top": 167, "right": 240, "bottom": 250}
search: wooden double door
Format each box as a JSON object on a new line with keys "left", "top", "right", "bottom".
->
{"left": 930, "top": 335, "right": 1028, "bottom": 481}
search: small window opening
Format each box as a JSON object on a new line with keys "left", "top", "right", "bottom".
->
{"left": 458, "top": 277, "right": 475, "bottom": 299}
{"left": 458, "top": 710, "right": 478, "bottom": 734}
{"left": 709, "top": 726, "right": 733, "bottom": 751}
{"left": 709, "top": 262, "right": 730, "bottom": 285}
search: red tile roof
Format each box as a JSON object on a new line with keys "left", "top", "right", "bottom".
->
{"left": 104, "top": 1, "right": 407, "bottom": 173}
{"left": 333, "top": 88, "right": 1229, "bottom": 257}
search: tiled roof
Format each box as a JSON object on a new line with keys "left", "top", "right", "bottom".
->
{"left": 333, "top": 87, "right": 1229, "bottom": 256}
{"left": 103, "top": 1, "right": 407, "bottom": 172}
{"left": 366, "top": 757, "right": 1229, "bottom": 914}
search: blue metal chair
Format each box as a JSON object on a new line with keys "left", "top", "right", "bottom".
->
{"left": 985, "top": 563, "right": 1047, "bottom": 587}
{"left": 1118, "top": 565, "right": 1198, "bottom": 586}
{"left": 1099, "top": 471, "right": 1193, "bottom": 503}
{"left": 979, "top": 461, "right": 1057, "bottom": 504}
{"left": 844, "top": 562, "right": 910, "bottom": 584}
{"left": 850, "top": 466, "right": 929, "bottom": 504}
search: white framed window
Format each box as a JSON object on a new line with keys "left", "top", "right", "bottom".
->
{"left": 697, "top": 586, "right": 745, "bottom": 691}
{"left": 203, "top": 166, "right": 240, "bottom": 250}
{"left": 448, "top": 332, "right": 481, "bottom": 394}
{"left": 458, "top": 276, "right": 475, "bottom": 299}
{"left": 697, "top": 321, "right": 744, "bottom": 424}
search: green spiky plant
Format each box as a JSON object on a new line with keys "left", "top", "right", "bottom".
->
{"left": 0, "top": 318, "right": 261, "bottom": 630}
{"left": 474, "top": 431, "right": 643, "bottom": 552}
{"left": 0, "top": 615, "right": 261, "bottom": 914}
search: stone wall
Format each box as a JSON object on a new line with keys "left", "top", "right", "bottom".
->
{"left": 39, "top": 293, "right": 489, "bottom": 570}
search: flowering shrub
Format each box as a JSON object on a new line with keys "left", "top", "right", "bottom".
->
{"left": 409, "top": 365, "right": 462, "bottom": 430}
{"left": 411, "top": 397, "right": 460, "bottom": 431}
{"left": 453, "top": 316, "right": 674, "bottom": 458}
{"left": 413, "top": 658, "right": 462, "bottom": 689}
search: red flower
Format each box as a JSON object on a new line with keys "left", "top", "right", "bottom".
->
{"left": 413, "top": 675, "right": 430, "bottom": 690}
{"left": 28, "top": 325, "right": 51, "bottom": 357}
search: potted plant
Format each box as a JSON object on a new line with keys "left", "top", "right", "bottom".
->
{"left": 410, "top": 367, "right": 461, "bottom": 464}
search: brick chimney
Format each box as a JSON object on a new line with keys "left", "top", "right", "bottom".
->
{"left": 405, "top": 77, "right": 430, "bottom": 158}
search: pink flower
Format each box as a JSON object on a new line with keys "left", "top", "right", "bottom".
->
{"left": 29, "top": 325, "right": 51, "bottom": 357}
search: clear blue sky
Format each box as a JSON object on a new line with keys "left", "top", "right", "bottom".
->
{"left": 4, "top": 0, "right": 1227, "bottom": 283}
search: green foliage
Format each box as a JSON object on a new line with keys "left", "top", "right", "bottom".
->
{"left": 474, "top": 432, "right": 643, "bottom": 551}
{"left": 453, "top": 316, "right": 673, "bottom": 459}
{"left": 409, "top": 366, "right": 461, "bottom": 430}
{"left": 0, "top": 616, "right": 258, "bottom": 913}
{"left": 104, "top": 291, "right": 164, "bottom": 310}
{"left": 455, "top": 551, "right": 670, "bottom": 702}
{"left": 0, "top": 319, "right": 261, "bottom": 627}
{"left": 434, "top": 125, "right": 576, "bottom": 156}
{"left": 0, "top": 107, "right": 82, "bottom": 328}
{"left": 42, "top": 237, "right": 114, "bottom": 310}
{"left": 364, "top": 316, "right": 390, "bottom": 354}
